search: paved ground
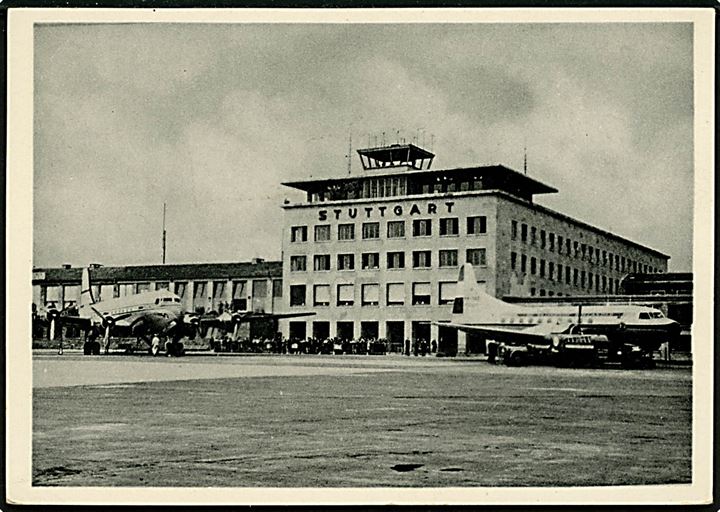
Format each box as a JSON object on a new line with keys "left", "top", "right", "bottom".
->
{"left": 32, "top": 352, "right": 692, "bottom": 487}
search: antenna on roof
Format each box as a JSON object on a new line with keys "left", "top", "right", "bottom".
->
{"left": 523, "top": 134, "right": 528, "bottom": 175}
{"left": 162, "top": 202, "right": 167, "bottom": 264}
{"left": 347, "top": 132, "right": 352, "bottom": 175}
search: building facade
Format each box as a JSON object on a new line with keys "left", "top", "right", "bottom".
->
{"left": 279, "top": 144, "right": 669, "bottom": 351}
{"left": 32, "top": 259, "right": 283, "bottom": 316}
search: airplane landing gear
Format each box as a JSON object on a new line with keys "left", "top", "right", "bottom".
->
{"left": 83, "top": 341, "right": 101, "bottom": 355}
{"left": 164, "top": 340, "right": 185, "bottom": 357}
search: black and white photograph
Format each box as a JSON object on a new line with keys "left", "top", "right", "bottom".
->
{"left": 6, "top": 7, "right": 714, "bottom": 506}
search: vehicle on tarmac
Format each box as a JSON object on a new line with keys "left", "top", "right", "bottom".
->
{"left": 435, "top": 263, "right": 681, "bottom": 368}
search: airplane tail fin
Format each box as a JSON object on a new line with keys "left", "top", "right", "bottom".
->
{"left": 452, "top": 263, "right": 519, "bottom": 323}
{"left": 80, "top": 267, "right": 95, "bottom": 308}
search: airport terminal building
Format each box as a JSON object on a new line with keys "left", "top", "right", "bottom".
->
{"left": 279, "top": 144, "right": 669, "bottom": 351}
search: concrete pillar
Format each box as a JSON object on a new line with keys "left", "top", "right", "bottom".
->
{"left": 329, "top": 321, "right": 337, "bottom": 338}
{"left": 430, "top": 322, "right": 439, "bottom": 350}
{"left": 225, "top": 279, "right": 233, "bottom": 308}
{"left": 457, "top": 331, "right": 467, "bottom": 357}
{"left": 378, "top": 321, "right": 387, "bottom": 340}
{"left": 186, "top": 281, "right": 195, "bottom": 312}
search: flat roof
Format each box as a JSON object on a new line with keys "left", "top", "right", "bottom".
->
{"left": 282, "top": 164, "right": 558, "bottom": 196}
{"left": 33, "top": 261, "right": 283, "bottom": 285}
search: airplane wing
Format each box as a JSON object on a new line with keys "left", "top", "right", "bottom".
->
{"left": 199, "top": 311, "right": 316, "bottom": 329}
{"left": 433, "top": 321, "right": 574, "bottom": 343}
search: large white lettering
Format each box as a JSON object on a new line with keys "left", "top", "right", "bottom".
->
{"left": 317, "top": 202, "right": 454, "bottom": 222}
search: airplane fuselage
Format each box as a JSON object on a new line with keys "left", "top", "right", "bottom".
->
{"left": 78, "top": 289, "right": 184, "bottom": 337}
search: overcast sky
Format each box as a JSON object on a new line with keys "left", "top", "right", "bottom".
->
{"left": 33, "top": 21, "right": 693, "bottom": 271}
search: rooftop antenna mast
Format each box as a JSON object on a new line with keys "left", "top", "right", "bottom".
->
{"left": 162, "top": 202, "right": 167, "bottom": 264}
{"left": 523, "top": 135, "right": 528, "bottom": 175}
{"left": 347, "top": 132, "right": 352, "bottom": 175}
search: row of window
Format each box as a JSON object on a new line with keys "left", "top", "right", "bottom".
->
{"left": 511, "top": 251, "right": 621, "bottom": 293}
{"left": 290, "top": 248, "right": 487, "bottom": 272}
{"left": 289, "top": 281, "right": 461, "bottom": 307}
{"left": 290, "top": 216, "right": 487, "bottom": 243}
{"left": 510, "top": 220, "right": 662, "bottom": 274}
{"left": 39, "top": 280, "right": 283, "bottom": 303}
{"left": 307, "top": 175, "right": 484, "bottom": 202}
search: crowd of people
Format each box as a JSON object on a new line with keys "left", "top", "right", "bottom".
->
{"left": 209, "top": 335, "right": 439, "bottom": 356}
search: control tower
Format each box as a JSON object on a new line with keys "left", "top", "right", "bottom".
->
{"left": 357, "top": 143, "right": 435, "bottom": 171}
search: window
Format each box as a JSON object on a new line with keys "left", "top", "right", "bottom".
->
{"left": 530, "top": 257, "right": 537, "bottom": 275}
{"left": 313, "top": 284, "right": 330, "bottom": 306}
{"left": 565, "top": 238, "right": 571, "bottom": 256}
{"left": 558, "top": 235, "right": 564, "bottom": 254}
{"left": 573, "top": 241, "right": 579, "bottom": 258}
{"left": 549, "top": 233, "right": 555, "bottom": 251}
{"left": 602, "top": 275, "right": 607, "bottom": 292}
{"left": 580, "top": 270, "right": 586, "bottom": 288}
{"left": 413, "top": 250, "right": 431, "bottom": 268}
{"left": 387, "top": 220, "right": 405, "bottom": 238}
{"left": 361, "top": 283, "right": 380, "bottom": 306}
{"left": 314, "top": 254, "right": 330, "bottom": 271}
{"left": 362, "top": 222, "right": 380, "bottom": 240}
{"left": 521, "top": 254, "right": 527, "bottom": 273}
{"left": 439, "top": 281, "right": 457, "bottom": 305}
{"left": 386, "top": 283, "right": 405, "bottom": 306}
{"left": 439, "top": 218, "right": 459, "bottom": 236}
{"left": 466, "top": 248, "right": 486, "bottom": 267}
{"left": 440, "top": 249, "right": 458, "bottom": 268}
{"left": 557, "top": 264, "right": 563, "bottom": 282}
{"left": 581, "top": 243, "right": 587, "bottom": 261}
{"left": 412, "top": 219, "right": 432, "bottom": 237}
{"left": 602, "top": 250, "right": 607, "bottom": 266}
{"left": 314, "top": 224, "right": 330, "bottom": 242}
{"left": 540, "top": 230, "right": 546, "bottom": 249}
{"left": 565, "top": 267, "right": 571, "bottom": 285}
{"left": 273, "top": 280, "right": 282, "bottom": 298}
{"left": 412, "top": 282, "right": 431, "bottom": 305}
{"left": 387, "top": 251, "right": 405, "bottom": 269}
{"left": 338, "top": 223, "right": 355, "bottom": 241}
{"left": 573, "top": 268, "right": 579, "bottom": 286}
{"left": 467, "top": 216, "right": 487, "bottom": 235}
{"left": 337, "top": 284, "right": 354, "bottom": 306}
{"left": 291, "top": 226, "right": 307, "bottom": 243}
{"left": 511, "top": 251, "right": 517, "bottom": 270}
{"left": 548, "top": 262, "right": 554, "bottom": 281}
{"left": 588, "top": 272, "right": 593, "bottom": 290}
{"left": 530, "top": 226, "right": 537, "bottom": 245}
{"left": 290, "top": 285, "right": 306, "bottom": 306}
{"left": 361, "top": 252, "right": 379, "bottom": 270}
{"left": 521, "top": 223, "right": 528, "bottom": 242}
{"left": 540, "top": 259, "right": 545, "bottom": 277}
{"left": 337, "top": 253, "right": 355, "bottom": 271}
{"left": 290, "top": 255, "right": 306, "bottom": 272}
{"left": 511, "top": 220, "right": 518, "bottom": 240}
